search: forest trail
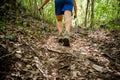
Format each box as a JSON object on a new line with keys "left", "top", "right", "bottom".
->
{"left": 0, "top": 16, "right": 120, "bottom": 80}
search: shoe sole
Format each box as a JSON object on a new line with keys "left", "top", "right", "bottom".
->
{"left": 58, "top": 38, "right": 63, "bottom": 43}
{"left": 63, "top": 38, "right": 70, "bottom": 47}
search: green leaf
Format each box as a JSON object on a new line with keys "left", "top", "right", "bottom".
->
{"left": 0, "top": 26, "right": 7, "bottom": 31}
{"left": 15, "top": 20, "right": 23, "bottom": 26}
{"left": 5, "top": 34, "right": 17, "bottom": 41}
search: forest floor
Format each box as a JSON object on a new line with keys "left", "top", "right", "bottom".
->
{"left": 0, "top": 15, "right": 120, "bottom": 80}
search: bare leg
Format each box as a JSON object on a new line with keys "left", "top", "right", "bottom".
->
{"left": 64, "top": 10, "right": 72, "bottom": 34}
{"left": 56, "top": 15, "right": 63, "bottom": 34}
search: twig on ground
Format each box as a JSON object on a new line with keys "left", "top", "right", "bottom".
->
{"left": 23, "top": 40, "right": 41, "bottom": 58}
{"left": 40, "top": 47, "right": 69, "bottom": 54}
{"left": 34, "top": 57, "right": 50, "bottom": 80}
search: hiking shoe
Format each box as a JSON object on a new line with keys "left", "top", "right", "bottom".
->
{"left": 58, "top": 32, "right": 63, "bottom": 43}
{"left": 63, "top": 31, "right": 70, "bottom": 47}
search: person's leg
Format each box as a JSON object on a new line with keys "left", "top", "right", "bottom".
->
{"left": 62, "top": 10, "right": 72, "bottom": 46}
{"left": 56, "top": 15, "right": 63, "bottom": 34}
{"left": 64, "top": 10, "right": 72, "bottom": 35}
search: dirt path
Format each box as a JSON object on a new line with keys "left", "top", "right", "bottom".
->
{"left": 0, "top": 17, "right": 120, "bottom": 80}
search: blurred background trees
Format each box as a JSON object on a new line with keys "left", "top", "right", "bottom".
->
{"left": 0, "top": 0, "right": 120, "bottom": 29}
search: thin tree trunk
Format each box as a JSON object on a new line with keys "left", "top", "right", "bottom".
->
{"left": 84, "top": 0, "right": 90, "bottom": 27}
{"left": 90, "top": 0, "right": 95, "bottom": 28}
{"left": 29, "top": 0, "right": 32, "bottom": 15}
{"left": 34, "top": 0, "right": 38, "bottom": 17}
{"left": 117, "top": 0, "right": 120, "bottom": 19}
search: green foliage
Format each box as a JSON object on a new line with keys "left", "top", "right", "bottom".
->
{"left": 23, "top": 22, "right": 29, "bottom": 27}
{"left": 5, "top": 34, "right": 17, "bottom": 41}
{"left": 0, "top": 26, "right": 7, "bottom": 32}
{"left": 17, "top": 0, "right": 119, "bottom": 28}
{"left": 107, "top": 24, "right": 120, "bottom": 30}
{"left": 15, "top": 20, "right": 30, "bottom": 27}
{"left": 43, "top": 0, "right": 56, "bottom": 24}
{"left": 0, "top": 21, "right": 8, "bottom": 32}
{"left": 15, "top": 20, "right": 23, "bottom": 26}
{"left": 94, "top": 0, "right": 120, "bottom": 27}
{"left": 19, "top": 0, "right": 55, "bottom": 24}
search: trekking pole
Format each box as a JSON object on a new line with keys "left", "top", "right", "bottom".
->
{"left": 73, "top": 16, "right": 78, "bottom": 33}
{"left": 75, "top": 17, "right": 78, "bottom": 33}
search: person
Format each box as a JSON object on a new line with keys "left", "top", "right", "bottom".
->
{"left": 38, "top": 0, "right": 77, "bottom": 46}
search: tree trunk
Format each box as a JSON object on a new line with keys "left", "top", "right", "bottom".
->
{"left": 90, "top": 0, "right": 95, "bottom": 28}
{"left": 84, "top": 0, "right": 90, "bottom": 27}
{"left": 34, "top": 0, "right": 39, "bottom": 17}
